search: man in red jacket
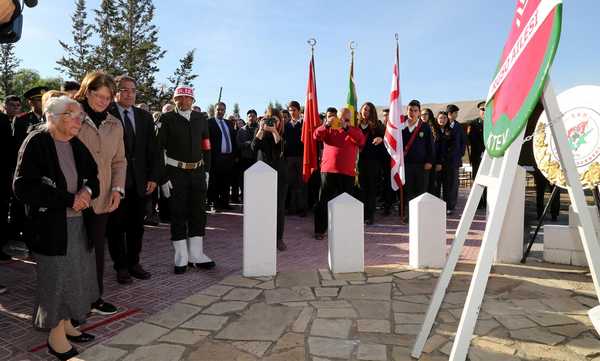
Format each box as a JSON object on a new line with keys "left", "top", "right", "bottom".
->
{"left": 313, "top": 107, "right": 366, "bottom": 239}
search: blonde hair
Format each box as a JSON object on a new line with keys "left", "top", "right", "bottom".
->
{"left": 75, "top": 71, "right": 116, "bottom": 101}
{"left": 42, "top": 90, "right": 68, "bottom": 111}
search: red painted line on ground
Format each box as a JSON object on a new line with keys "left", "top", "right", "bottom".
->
{"left": 28, "top": 308, "right": 142, "bottom": 353}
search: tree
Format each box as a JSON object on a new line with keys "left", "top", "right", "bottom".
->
{"left": 232, "top": 103, "right": 240, "bottom": 118}
{"left": 113, "top": 0, "right": 166, "bottom": 105}
{"left": 207, "top": 103, "right": 215, "bottom": 118}
{"left": 163, "top": 49, "right": 198, "bottom": 104}
{"left": 92, "top": 0, "right": 121, "bottom": 74}
{"left": 12, "top": 69, "right": 63, "bottom": 111}
{"left": 56, "top": 0, "right": 94, "bottom": 81}
{"left": 0, "top": 43, "right": 21, "bottom": 97}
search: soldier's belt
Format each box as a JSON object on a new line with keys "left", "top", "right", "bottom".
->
{"left": 165, "top": 156, "right": 204, "bottom": 170}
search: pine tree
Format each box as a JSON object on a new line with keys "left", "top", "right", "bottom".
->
{"left": 56, "top": 0, "right": 94, "bottom": 81}
{"left": 163, "top": 49, "right": 198, "bottom": 103}
{"left": 0, "top": 43, "right": 21, "bottom": 97}
{"left": 92, "top": 0, "right": 121, "bottom": 74}
{"left": 113, "top": 0, "right": 166, "bottom": 105}
{"left": 207, "top": 103, "right": 215, "bottom": 118}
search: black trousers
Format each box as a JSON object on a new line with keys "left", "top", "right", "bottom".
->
{"left": 239, "top": 158, "right": 256, "bottom": 196}
{"left": 208, "top": 154, "right": 234, "bottom": 207}
{"left": 429, "top": 169, "right": 442, "bottom": 198}
{"left": 88, "top": 213, "right": 109, "bottom": 296}
{"left": 307, "top": 168, "right": 321, "bottom": 211}
{"left": 107, "top": 190, "right": 146, "bottom": 271}
{"left": 404, "top": 164, "right": 429, "bottom": 215}
{"left": 442, "top": 164, "right": 459, "bottom": 210}
{"left": 359, "top": 160, "right": 381, "bottom": 221}
{"left": 276, "top": 168, "right": 288, "bottom": 241}
{"left": 285, "top": 156, "right": 307, "bottom": 214}
{"left": 314, "top": 172, "right": 354, "bottom": 234}
{"left": 168, "top": 166, "right": 207, "bottom": 240}
{"left": 471, "top": 153, "right": 487, "bottom": 207}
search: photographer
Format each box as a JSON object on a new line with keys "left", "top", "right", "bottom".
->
{"left": 251, "top": 107, "right": 288, "bottom": 251}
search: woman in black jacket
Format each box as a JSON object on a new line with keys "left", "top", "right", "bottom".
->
{"left": 357, "top": 102, "right": 385, "bottom": 225}
{"left": 252, "top": 107, "right": 288, "bottom": 251}
{"left": 13, "top": 94, "right": 100, "bottom": 360}
{"left": 430, "top": 111, "right": 450, "bottom": 198}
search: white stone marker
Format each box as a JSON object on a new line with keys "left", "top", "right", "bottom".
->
{"left": 488, "top": 165, "right": 526, "bottom": 263}
{"left": 328, "top": 193, "right": 364, "bottom": 273}
{"left": 243, "top": 161, "right": 277, "bottom": 277}
{"left": 409, "top": 193, "right": 446, "bottom": 268}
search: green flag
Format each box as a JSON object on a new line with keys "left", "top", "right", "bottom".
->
{"left": 346, "top": 53, "right": 357, "bottom": 126}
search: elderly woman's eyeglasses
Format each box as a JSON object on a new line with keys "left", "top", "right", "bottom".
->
{"left": 54, "top": 111, "right": 86, "bottom": 121}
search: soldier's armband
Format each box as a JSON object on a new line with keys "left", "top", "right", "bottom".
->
{"left": 201, "top": 138, "right": 211, "bottom": 150}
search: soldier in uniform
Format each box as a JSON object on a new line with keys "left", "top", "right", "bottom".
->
{"left": 467, "top": 101, "right": 486, "bottom": 209}
{"left": 157, "top": 86, "right": 215, "bottom": 274}
{"left": 11, "top": 86, "right": 48, "bottom": 249}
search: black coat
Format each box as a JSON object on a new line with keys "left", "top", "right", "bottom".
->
{"left": 13, "top": 130, "right": 100, "bottom": 256}
{"left": 208, "top": 117, "right": 238, "bottom": 160}
{"left": 109, "top": 104, "right": 162, "bottom": 197}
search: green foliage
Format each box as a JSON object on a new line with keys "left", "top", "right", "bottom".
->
{"left": 12, "top": 69, "right": 63, "bottom": 111}
{"left": 56, "top": 0, "right": 95, "bottom": 81}
{"left": 162, "top": 49, "right": 197, "bottom": 104}
{"left": 0, "top": 43, "right": 21, "bottom": 97}
{"left": 92, "top": 0, "right": 121, "bottom": 75}
{"left": 207, "top": 103, "right": 215, "bottom": 118}
{"left": 232, "top": 103, "right": 240, "bottom": 118}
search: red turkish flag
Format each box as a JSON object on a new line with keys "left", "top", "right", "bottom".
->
{"left": 302, "top": 54, "right": 319, "bottom": 183}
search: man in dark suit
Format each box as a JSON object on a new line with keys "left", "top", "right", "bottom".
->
{"left": 11, "top": 86, "right": 47, "bottom": 250}
{"left": 208, "top": 102, "right": 237, "bottom": 210}
{"left": 467, "top": 101, "right": 487, "bottom": 209}
{"left": 445, "top": 104, "right": 467, "bottom": 214}
{"left": 106, "top": 75, "right": 161, "bottom": 284}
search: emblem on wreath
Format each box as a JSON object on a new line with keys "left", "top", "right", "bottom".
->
{"left": 567, "top": 120, "right": 591, "bottom": 151}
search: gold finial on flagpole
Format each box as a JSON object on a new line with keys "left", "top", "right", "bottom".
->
{"left": 307, "top": 38, "right": 317, "bottom": 55}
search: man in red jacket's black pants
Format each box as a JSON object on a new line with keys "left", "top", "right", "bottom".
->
{"left": 313, "top": 107, "right": 366, "bottom": 239}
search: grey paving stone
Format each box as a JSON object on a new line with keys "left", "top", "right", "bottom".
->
{"left": 547, "top": 324, "right": 589, "bottom": 338}
{"left": 282, "top": 301, "right": 309, "bottom": 307}
{"left": 394, "top": 323, "right": 421, "bottom": 335}
{"left": 510, "top": 327, "right": 566, "bottom": 346}
{"left": 292, "top": 306, "right": 313, "bottom": 332}
{"left": 393, "top": 295, "right": 429, "bottom": 304}
{"left": 256, "top": 280, "right": 275, "bottom": 289}
{"left": 262, "top": 347, "right": 305, "bottom": 361}
{"left": 392, "top": 301, "right": 428, "bottom": 313}
{"left": 78, "top": 344, "right": 128, "bottom": 361}
{"left": 200, "top": 284, "right": 233, "bottom": 297}
{"left": 566, "top": 336, "right": 600, "bottom": 357}
{"left": 271, "top": 332, "right": 305, "bottom": 353}
{"left": 222, "top": 288, "right": 262, "bottom": 301}
{"left": 308, "top": 336, "right": 356, "bottom": 359}
{"left": 202, "top": 301, "right": 249, "bottom": 315}
{"left": 527, "top": 312, "right": 578, "bottom": 327}
{"left": 357, "top": 343, "right": 387, "bottom": 360}
{"left": 265, "top": 286, "right": 315, "bottom": 304}
{"left": 310, "top": 300, "right": 352, "bottom": 308}
{"left": 333, "top": 272, "right": 366, "bottom": 281}
{"left": 338, "top": 283, "right": 391, "bottom": 300}
{"left": 367, "top": 276, "right": 393, "bottom": 283}
{"left": 393, "top": 270, "right": 424, "bottom": 280}
{"left": 474, "top": 318, "right": 502, "bottom": 336}
{"left": 321, "top": 280, "right": 348, "bottom": 287}
{"left": 314, "top": 287, "right": 339, "bottom": 297}
{"left": 232, "top": 341, "right": 272, "bottom": 357}
{"left": 216, "top": 303, "right": 301, "bottom": 341}
{"left": 108, "top": 322, "right": 169, "bottom": 346}
{"left": 422, "top": 334, "right": 448, "bottom": 354}
{"left": 180, "top": 293, "right": 220, "bottom": 307}
{"left": 158, "top": 329, "right": 209, "bottom": 345}
{"left": 145, "top": 303, "right": 201, "bottom": 329}
{"left": 394, "top": 313, "right": 424, "bottom": 324}
{"left": 494, "top": 315, "right": 537, "bottom": 330}
{"left": 181, "top": 314, "right": 229, "bottom": 331}
{"left": 318, "top": 268, "right": 333, "bottom": 280}
{"left": 276, "top": 270, "right": 320, "bottom": 288}
{"left": 186, "top": 340, "right": 259, "bottom": 361}
{"left": 122, "top": 344, "right": 185, "bottom": 361}
{"left": 351, "top": 300, "right": 391, "bottom": 319}
{"left": 220, "top": 274, "right": 262, "bottom": 287}
{"left": 391, "top": 346, "right": 413, "bottom": 361}
{"left": 357, "top": 319, "right": 391, "bottom": 333}
{"left": 541, "top": 297, "right": 588, "bottom": 314}
{"left": 316, "top": 307, "right": 358, "bottom": 318}
{"left": 310, "top": 318, "right": 352, "bottom": 338}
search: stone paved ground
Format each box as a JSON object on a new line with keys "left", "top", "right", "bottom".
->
{"left": 78, "top": 264, "right": 600, "bottom": 361}
{"left": 0, "top": 186, "right": 588, "bottom": 360}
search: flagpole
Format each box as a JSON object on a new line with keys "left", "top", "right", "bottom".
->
{"left": 394, "top": 33, "right": 405, "bottom": 222}
{"left": 349, "top": 41, "right": 357, "bottom": 126}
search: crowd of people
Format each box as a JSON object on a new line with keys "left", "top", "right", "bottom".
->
{"left": 0, "top": 70, "right": 488, "bottom": 359}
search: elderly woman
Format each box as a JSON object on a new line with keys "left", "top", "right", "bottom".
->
{"left": 13, "top": 95, "right": 100, "bottom": 360}
{"left": 75, "top": 71, "right": 127, "bottom": 316}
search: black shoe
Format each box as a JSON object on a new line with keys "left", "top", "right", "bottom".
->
{"left": 91, "top": 299, "right": 118, "bottom": 315}
{"left": 47, "top": 342, "right": 78, "bottom": 360}
{"left": 66, "top": 332, "right": 95, "bottom": 343}
{"left": 299, "top": 210, "right": 307, "bottom": 217}
{"left": 0, "top": 284, "right": 6, "bottom": 294}
{"left": 277, "top": 240, "right": 287, "bottom": 251}
{"left": 189, "top": 261, "right": 216, "bottom": 270}
{"left": 116, "top": 269, "right": 133, "bottom": 285}
{"left": 129, "top": 264, "right": 151, "bottom": 280}
{"left": 446, "top": 210, "right": 453, "bottom": 215}
{"left": 365, "top": 218, "right": 374, "bottom": 225}
{"left": 383, "top": 208, "right": 391, "bottom": 216}
{"left": 0, "top": 250, "right": 11, "bottom": 261}
{"left": 174, "top": 265, "right": 187, "bottom": 274}
{"left": 314, "top": 233, "right": 325, "bottom": 240}
{"left": 551, "top": 215, "right": 558, "bottom": 222}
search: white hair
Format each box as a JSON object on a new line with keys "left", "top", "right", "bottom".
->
{"left": 44, "top": 96, "right": 80, "bottom": 124}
